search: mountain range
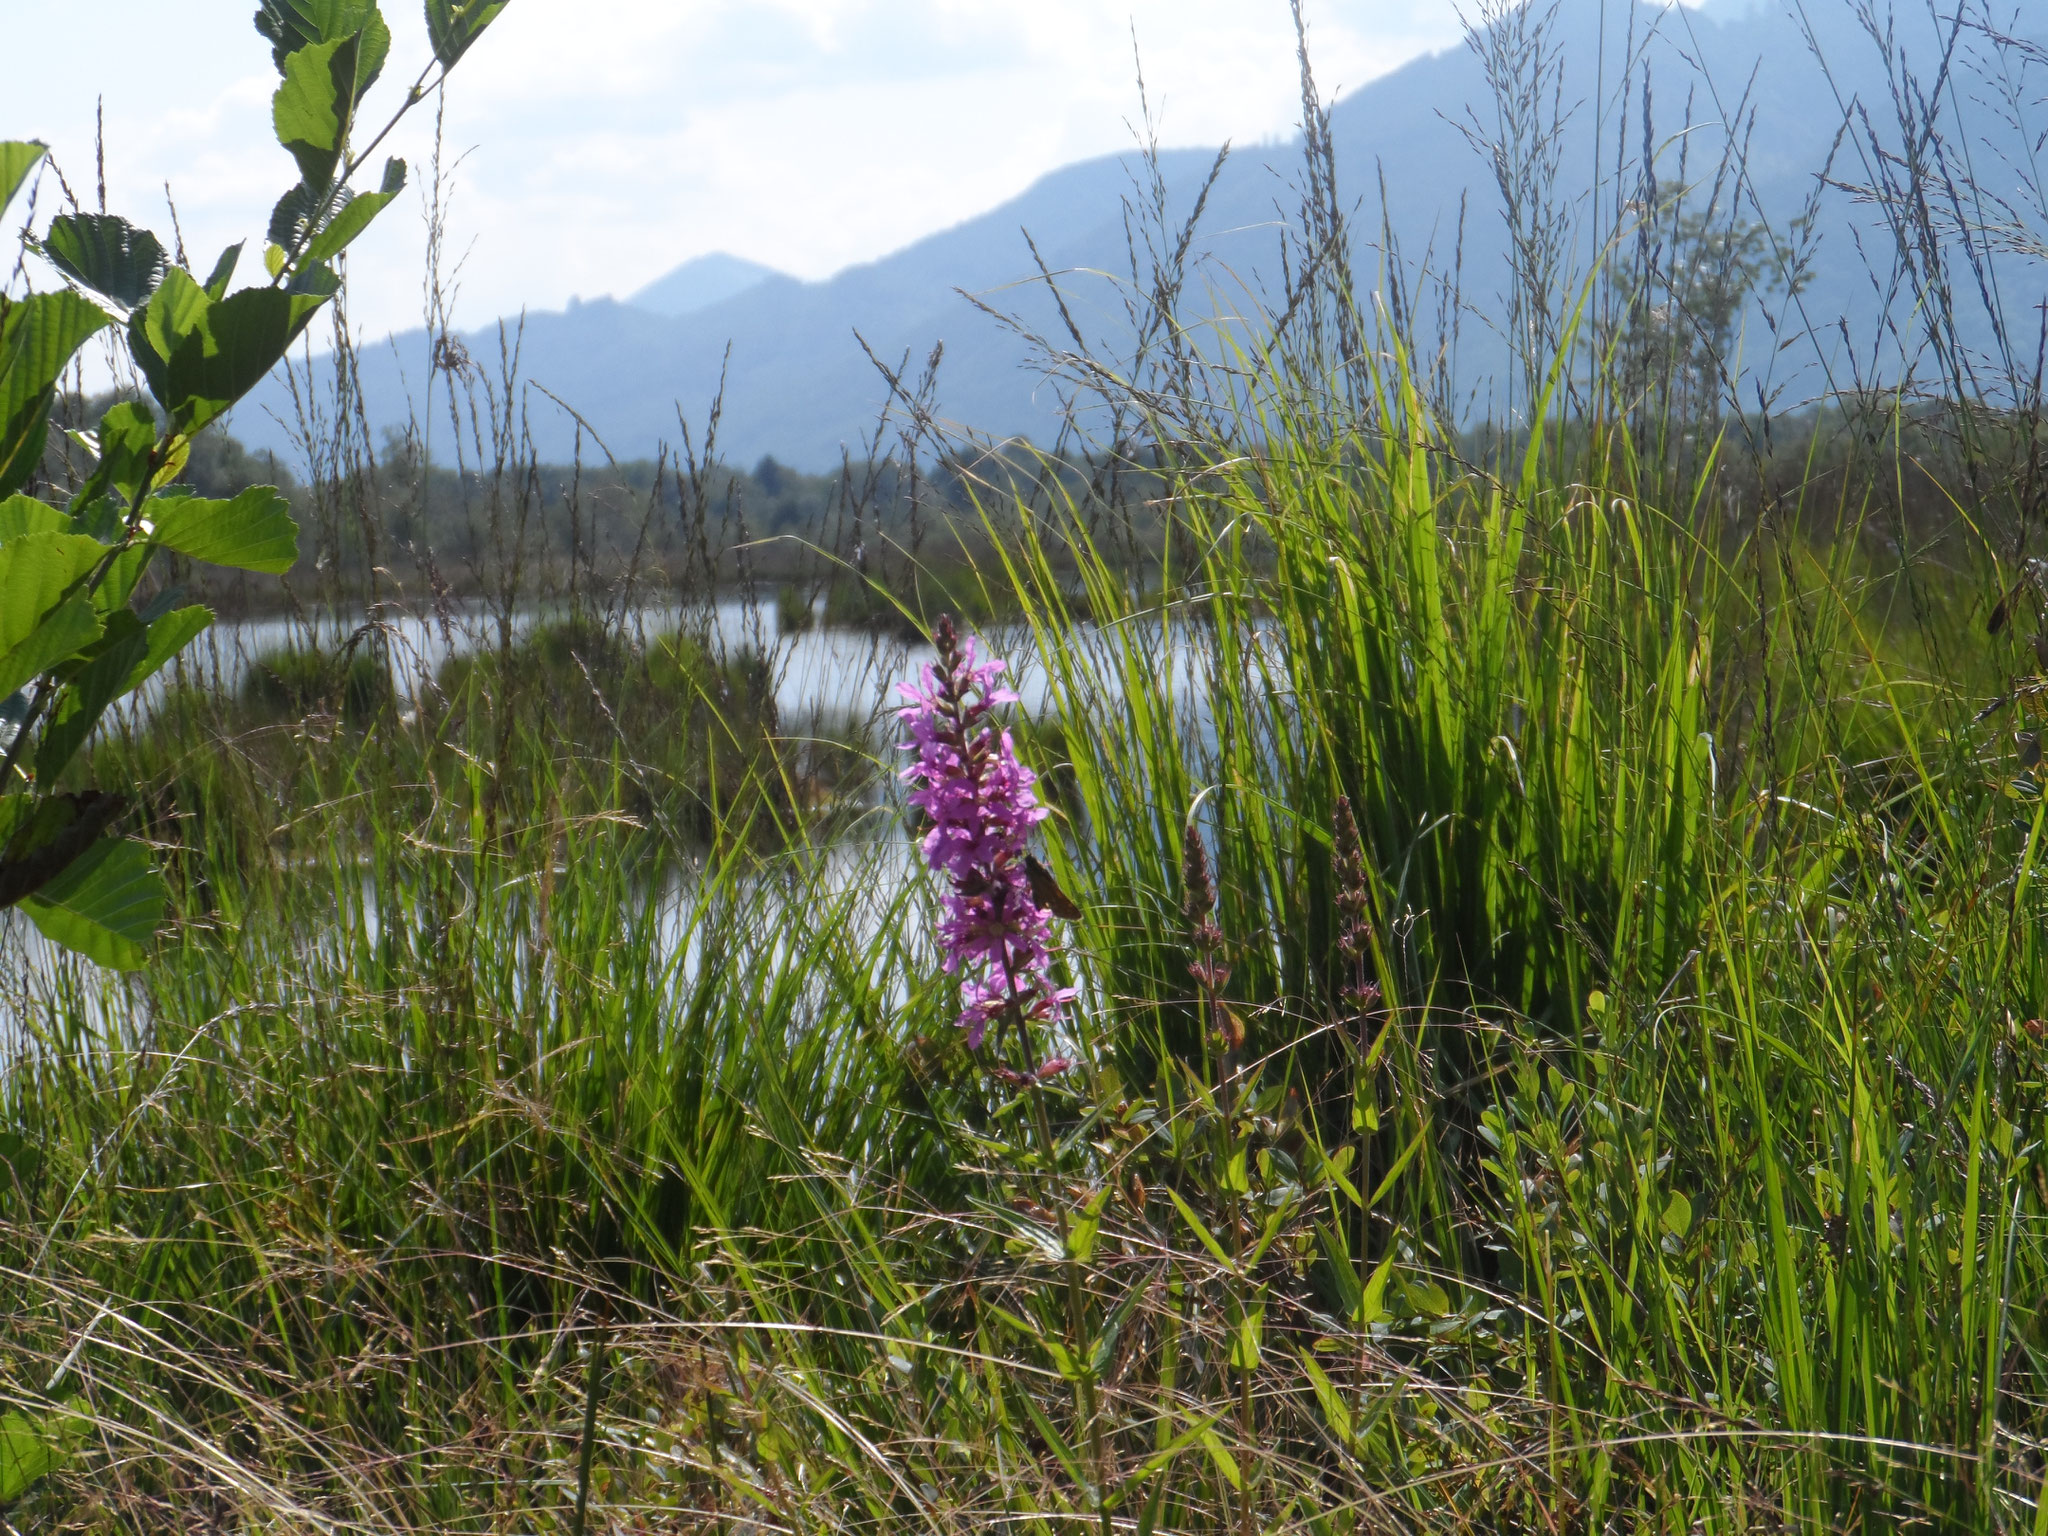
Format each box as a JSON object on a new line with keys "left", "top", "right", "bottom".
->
{"left": 231, "top": 0, "right": 2043, "bottom": 471}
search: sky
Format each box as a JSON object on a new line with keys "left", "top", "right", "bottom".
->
{"left": 6, "top": 0, "right": 1486, "bottom": 341}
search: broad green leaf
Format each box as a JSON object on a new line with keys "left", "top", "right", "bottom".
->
{"left": 83, "top": 400, "right": 159, "bottom": 508}
{"left": 125, "top": 605, "right": 212, "bottom": 693}
{"left": 0, "top": 142, "right": 46, "bottom": 218}
{"left": 129, "top": 267, "right": 212, "bottom": 408}
{"left": 0, "top": 597, "right": 104, "bottom": 701}
{"left": 426, "top": 0, "right": 507, "bottom": 66}
{"left": 0, "top": 495, "right": 71, "bottom": 544}
{"left": 151, "top": 486, "right": 298, "bottom": 574}
{"left": 0, "top": 292, "right": 113, "bottom": 497}
{"left": 202, "top": 241, "right": 244, "bottom": 301}
{"left": 286, "top": 264, "right": 340, "bottom": 346}
{"left": 273, "top": 36, "right": 363, "bottom": 191}
{"left": 22, "top": 834, "right": 164, "bottom": 970}
{"left": 0, "top": 1408, "right": 67, "bottom": 1506}
{"left": 257, "top": 0, "right": 391, "bottom": 91}
{"left": 43, "top": 214, "right": 168, "bottom": 308}
{"left": 37, "top": 616, "right": 148, "bottom": 781}
{"left": 0, "top": 396, "right": 51, "bottom": 505}
{"left": 0, "top": 792, "right": 125, "bottom": 911}
{"left": 133, "top": 282, "right": 296, "bottom": 435}
{"left": 0, "top": 791, "right": 35, "bottom": 847}
{"left": 170, "top": 289, "right": 295, "bottom": 432}
{"left": 304, "top": 157, "right": 406, "bottom": 264}
{"left": 1404, "top": 1277, "right": 1451, "bottom": 1319}
{"left": 67, "top": 494, "right": 126, "bottom": 543}
{"left": 93, "top": 543, "right": 155, "bottom": 613}
{"left": 0, "top": 532, "right": 109, "bottom": 656}
{"left": 1663, "top": 1189, "right": 1693, "bottom": 1239}
{"left": 267, "top": 181, "right": 339, "bottom": 251}
{"left": 155, "top": 434, "right": 192, "bottom": 488}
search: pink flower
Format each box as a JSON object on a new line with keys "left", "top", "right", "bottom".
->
{"left": 899, "top": 617, "right": 1073, "bottom": 1050}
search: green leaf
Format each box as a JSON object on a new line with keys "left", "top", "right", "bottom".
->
{"left": 131, "top": 280, "right": 295, "bottom": 435}
{"left": 426, "top": 0, "right": 507, "bottom": 66}
{"left": 0, "top": 1408, "right": 68, "bottom": 1506}
{"left": 1403, "top": 1277, "right": 1451, "bottom": 1319}
{"left": 0, "top": 396, "right": 51, "bottom": 505}
{"left": 1038, "top": 1333, "right": 1079, "bottom": 1382}
{"left": 22, "top": 835, "right": 165, "bottom": 970}
{"left": 37, "top": 615, "right": 149, "bottom": 782}
{"left": 273, "top": 36, "right": 363, "bottom": 192}
{"left": 42, "top": 214, "right": 168, "bottom": 308}
{"left": 303, "top": 158, "right": 406, "bottom": 264}
{"left": 134, "top": 268, "right": 210, "bottom": 374}
{"left": 1246, "top": 1196, "right": 1293, "bottom": 1268}
{"left": 0, "top": 529, "right": 110, "bottom": 682}
{"left": 1359, "top": 1251, "right": 1396, "bottom": 1325}
{"left": 285, "top": 261, "right": 340, "bottom": 345}
{"left": 202, "top": 242, "right": 244, "bottom": 302}
{"left": 66, "top": 495, "right": 124, "bottom": 543}
{"left": 1014, "top": 1384, "right": 1086, "bottom": 1492}
{"left": 81, "top": 400, "right": 160, "bottom": 508}
{"left": 257, "top": 0, "right": 390, "bottom": 91}
{"left": 1125, "top": 1416, "right": 1213, "bottom": 1493}
{"left": 1089, "top": 1278, "right": 1147, "bottom": 1377}
{"left": 0, "top": 533, "right": 106, "bottom": 648}
{"left": 0, "top": 792, "right": 126, "bottom": 911}
{"left": 1226, "top": 1300, "right": 1263, "bottom": 1371}
{"left": 126, "top": 606, "right": 212, "bottom": 693}
{"left": 0, "top": 291, "right": 113, "bottom": 497}
{"left": 0, "top": 495, "right": 72, "bottom": 544}
{"left": 1298, "top": 1351, "right": 1352, "bottom": 1443}
{"left": 1662, "top": 1189, "right": 1692, "bottom": 1239}
{"left": 1064, "top": 1183, "right": 1110, "bottom": 1265}
{"left": 93, "top": 544, "right": 155, "bottom": 614}
{"left": 0, "top": 597, "right": 103, "bottom": 702}
{"left": 0, "top": 1129, "right": 43, "bottom": 1192}
{"left": 1196, "top": 1425, "right": 1241, "bottom": 1490}
{"left": 150, "top": 486, "right": 298, "bottom": 574}
{"left": 1164, "top": 1186, "right": 1238, "bottom": 1275}
{"left": 0, "top": 142, "right": 47, "bottom": 218}
{"left": 171, "top": 288, "right": 294, "bottom": 432}
{"left": 268, "top": 181, "right": 343, "bottom": 252}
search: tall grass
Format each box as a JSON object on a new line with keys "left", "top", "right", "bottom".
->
{"left": 5, "top": 1, "right": 2048, "bottom": 1530}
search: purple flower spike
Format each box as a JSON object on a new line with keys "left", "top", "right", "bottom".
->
{"left": 899, "top": 616, "right": 1074, "bottom": 1051}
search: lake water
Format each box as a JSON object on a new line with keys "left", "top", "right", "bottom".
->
{"left": 0, "top": 597, "right": 1223, "bottom": 1040}
{"left": 138, "top": 593, "right": 1132, "bottom": 726}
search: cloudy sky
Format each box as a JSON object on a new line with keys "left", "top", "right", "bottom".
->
{"left": 10, "top": 1, "right": 1480, "bottom": 340}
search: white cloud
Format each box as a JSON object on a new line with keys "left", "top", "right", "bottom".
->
{"left": 7, "top": 0, "right": 1470, "bottom": 340}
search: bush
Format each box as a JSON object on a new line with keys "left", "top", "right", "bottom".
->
{"left": 239, "top": 646, "right": 395, "bottom": 727}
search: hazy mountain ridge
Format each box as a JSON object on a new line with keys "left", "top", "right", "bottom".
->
{"left": 232, "top": 0, "right": 2041, "bottom": 470}
{"left": 627, "top": 253, "right": 785, "bottom": 317}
